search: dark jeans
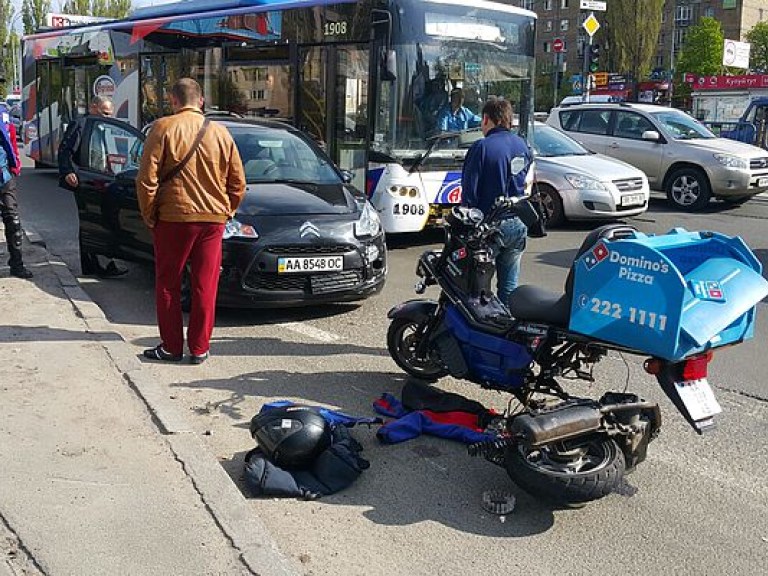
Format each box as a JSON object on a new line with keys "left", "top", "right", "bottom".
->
{"left": 0, "top": 178, "right": 25, "bottom": 267}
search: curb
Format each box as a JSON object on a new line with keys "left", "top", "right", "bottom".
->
{"left": 21, "top": 225, "right": 299, "bottom": 576}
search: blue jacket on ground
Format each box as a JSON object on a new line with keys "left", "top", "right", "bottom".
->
{"left": 373, "top": 393, "right": 497, "bottom": 445}
{"left": 461, "top": 126, "right": 532, "bottom": 216}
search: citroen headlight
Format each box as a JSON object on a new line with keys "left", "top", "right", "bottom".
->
{"left": 564, "top": 173, "right": 608, "bottom": 190}
{"left": 714, "top": 154, "right": 748, "bottom": 169}
{"left": 223, "top": 218, "right": 259, "bottom": 240}
{"left": 355, "top": 202, "right": 382, "bottom": 237}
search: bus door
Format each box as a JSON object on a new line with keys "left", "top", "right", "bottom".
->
{"left": 298, "top": 44, "right": 370, "bottom": 190}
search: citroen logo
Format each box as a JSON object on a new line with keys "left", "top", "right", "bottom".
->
{"left": 299, "top": 221, "right": 320, "bottom": 238}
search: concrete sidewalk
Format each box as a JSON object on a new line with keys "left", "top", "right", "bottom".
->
{"left": 0, "top": 230, "right": 297, "bottom": 576}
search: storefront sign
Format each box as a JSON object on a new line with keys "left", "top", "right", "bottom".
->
{"left": 723, "top": 40, "right": 750, "bottom": 69}
{"left": 45, "top": 13, "right": 110, "bottom": 28}
{"left": 686, "top": 74, "right": 768, "bottom": 91}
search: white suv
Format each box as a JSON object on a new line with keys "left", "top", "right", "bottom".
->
{"left": 547, "top": 102, "right": 768, "bottom": 210}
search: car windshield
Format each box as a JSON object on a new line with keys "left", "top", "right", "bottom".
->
{"left": 650, "top": 110, "right": 716, "bottom": 140}
{"left": 532, "top": 124, "right": 590, "bottom": 157}
{"left": 228, "top": 126, "right": 343, "bottom": 185}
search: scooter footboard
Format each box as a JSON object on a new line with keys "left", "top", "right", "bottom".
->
{"left": 568, "top": 228, "right": 768, "bottom": 361}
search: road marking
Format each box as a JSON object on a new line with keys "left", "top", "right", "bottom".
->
{"left": 278, "top": 322, "right": 340, "bottom": 342}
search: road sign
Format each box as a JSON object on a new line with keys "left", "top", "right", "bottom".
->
{"left": 583, "top": 13, "right": 600, "bottom": 37}
{"left": 553, "top": 38, "right": 564, "bottom": 53}
{"left": 580, "top": 0, "right": 607, "bottom": 11}
{"left": 594, "top": 72, "right": 608, "bottom": 87}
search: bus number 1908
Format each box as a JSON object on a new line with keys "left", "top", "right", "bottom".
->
{"left": 324, "top": 21, "right": 348, "bottom": 36}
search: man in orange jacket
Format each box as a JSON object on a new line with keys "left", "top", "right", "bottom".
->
{"left": 137, "top": 78, "right": 246, "bottom": 364}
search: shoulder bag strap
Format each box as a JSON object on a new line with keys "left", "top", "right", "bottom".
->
{"left": 160, "top": 118, "right": 210, "bottom": 185}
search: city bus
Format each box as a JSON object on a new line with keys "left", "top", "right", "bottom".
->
{"left": 22, "top": 0, "right": 536, "bottom": 233}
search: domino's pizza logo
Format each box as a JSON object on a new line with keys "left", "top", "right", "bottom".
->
{"left": 583, "top": 242, "right": 610, "bottom": 270}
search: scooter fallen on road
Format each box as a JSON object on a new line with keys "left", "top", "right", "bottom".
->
{"left": 387, "top": 198, "right": 768, "bottom": 504}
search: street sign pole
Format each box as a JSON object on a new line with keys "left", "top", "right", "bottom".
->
{"left": 583, "top": 36, "right": 592, "bottom": 103}
{"left": 581, "top": 12, "right": 600, "bottom": 103}
{"left": 553, "top": 51, "right": 559, "bottom": 107}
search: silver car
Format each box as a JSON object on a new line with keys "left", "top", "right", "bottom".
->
{"left": 532, "top": 123, "right": 649, "bottom": 226}
{"left": 547, "top": 102, "right": 768, "bottom": 211}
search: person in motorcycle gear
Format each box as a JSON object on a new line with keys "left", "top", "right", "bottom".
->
{"left": 0, "top": 77, "right": 31, "bottom": 279}
{"left": 461, "top": 97, "right": 532, "bottom": 302}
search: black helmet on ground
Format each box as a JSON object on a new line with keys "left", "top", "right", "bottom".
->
{"left": 250, "top": 405, "right": 332, "bottom": 470}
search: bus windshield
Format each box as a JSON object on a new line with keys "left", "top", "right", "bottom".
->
{"left": 373, "top": 0, "right": 535, "bottom": 171}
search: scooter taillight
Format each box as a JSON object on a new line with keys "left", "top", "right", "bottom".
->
{"left": 681, "top": 351, "right": 713, "bottom": 380}
{"left": 643, "top": 351, "right": 713, "bottom": 378}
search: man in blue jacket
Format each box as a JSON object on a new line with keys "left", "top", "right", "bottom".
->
{"left": 0, "top": 83, "right": 32, "bottom": 279}
{"left": 436, "top": 88, "right": 481, "bottom": 133}
{"left": 461, "top": 97, "right": 532, "bottom": 303}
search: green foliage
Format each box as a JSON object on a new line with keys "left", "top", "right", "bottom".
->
{"left": 675, "top": 17, "right": 724, "bottom": 77}
{"left": 62, "top": 0, "right": 90, "bottom": 14}
{"left": 22, "top": 0, "right": 50, "bottom": 34}
{"left": 745, "top": 21, "right": 768, "bottom": 72}
{"left": 62, "top": 0, "right": 132, "bottom": 18}
{"left": 605, "top": 0, "right": 664, "bottom": 83}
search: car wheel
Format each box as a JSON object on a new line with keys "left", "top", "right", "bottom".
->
{"left": 665, "top": 167, "right": 711, "bottom": 211}
{"left": 538, "top": 184, "right": 565, "bottom": 227}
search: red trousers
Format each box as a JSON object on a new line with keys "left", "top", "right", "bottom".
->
{"left": 152, "top": 220, "right": 224, "bottom": 356}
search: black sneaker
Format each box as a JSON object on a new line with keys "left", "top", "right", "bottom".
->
{"left": 10, "top": 265, "right": 33, "bottom": 279}
{"left": 143, "top": 345, "right": 183, "bottom": 362}
{"left": 189, "top": 351, "right": 210, "bottom": 365}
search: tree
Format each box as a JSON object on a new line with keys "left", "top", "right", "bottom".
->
{"left": 675, "top": 17, "right": 724, "bottom": 78}
{"left": 22, "top": 0, "right": 50, "bottom": 34}
{"left": 745, "top": 21, "right": 768, "bottom": 73}
{"left": 604, "top": 0, "right": 664, "bottom": 98}
{"left": 63, "top": 0, "right": 132, "bottom": 18}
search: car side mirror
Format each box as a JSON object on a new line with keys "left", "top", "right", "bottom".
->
{"left": 642, "top": 130, "right": 661, "bottom": 142}
{"left": 340, "top": 169, "right": 354, "bottom": 183}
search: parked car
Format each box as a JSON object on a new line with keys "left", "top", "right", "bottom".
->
{"left": 547, "top": 102, "right": 768, "bottom": 210}
{"left": 70, "top": 115, "right": 387, "bottom": 307}
{"left": 531, "top": 122, "right": 649, "bottom": 226}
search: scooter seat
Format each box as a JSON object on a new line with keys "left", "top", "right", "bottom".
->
{"left": 507, "top": 285, "right": 571, "bottom": 327}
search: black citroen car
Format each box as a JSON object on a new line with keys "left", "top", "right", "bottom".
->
{"left": 70, "top": 116, "right": 387, "bottom": 307}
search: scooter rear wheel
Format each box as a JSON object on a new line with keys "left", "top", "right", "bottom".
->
{"left": 504, "top": 435, "right": 625, "bottom": 504}
{"left": 387, "top": 318, "right": 448, "bottom": 380}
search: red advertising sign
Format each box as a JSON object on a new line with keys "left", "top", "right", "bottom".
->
{"left": 685, "top": 74, "right": 768, "bottom": 91}
{"left": 553, "top": 38, "right": 564, "bottom": 53}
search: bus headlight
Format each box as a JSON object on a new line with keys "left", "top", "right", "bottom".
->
{"left": 388, "top": 185, "right": 420, "bottom": 197}
{"left": 355, "top": 202, "right": 382, "bottom": 237}
{"left": 223, "top": 218, "right": 259, "bottom": 239}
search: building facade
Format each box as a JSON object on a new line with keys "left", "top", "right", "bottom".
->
{"left": 517, "top": 0, "right": 766, "bottom": 98}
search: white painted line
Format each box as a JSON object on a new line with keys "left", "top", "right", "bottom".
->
{"left": 278, "top": 322, "right": 341, "bottom": 342}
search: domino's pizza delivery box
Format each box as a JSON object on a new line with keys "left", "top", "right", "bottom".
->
{"left": 568, "top": 228, "right": 768, "bottom": 361}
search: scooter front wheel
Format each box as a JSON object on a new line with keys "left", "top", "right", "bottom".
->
{"left": 387, "top": 318, "right": 448, "bottom": 380}
{"left": 504, "top": 436, "right": 625, "bottom": 504}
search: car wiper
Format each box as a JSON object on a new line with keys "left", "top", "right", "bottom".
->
{"left": 407, "top": 129, "right": 476, "bottom": 174}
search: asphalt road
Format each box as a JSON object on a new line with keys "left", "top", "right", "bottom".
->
{"left": 15, "top": 161, "right": 768, "bottom": 576}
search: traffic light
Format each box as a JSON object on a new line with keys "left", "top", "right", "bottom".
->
{"left": 588, "top": 44, "right": 600, "bottom": 73}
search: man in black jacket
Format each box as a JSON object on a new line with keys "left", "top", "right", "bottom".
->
{"left": 58, "top": 95, "right": 127, "bottom": 277}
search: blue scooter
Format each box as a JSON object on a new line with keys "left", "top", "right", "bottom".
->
{"left": 387, "top": 198, "right": 768, "bottom": 504}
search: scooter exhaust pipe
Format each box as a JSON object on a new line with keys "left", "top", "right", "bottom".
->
{"left": 510, "top": 404, "right": 602, "bottom": 447}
